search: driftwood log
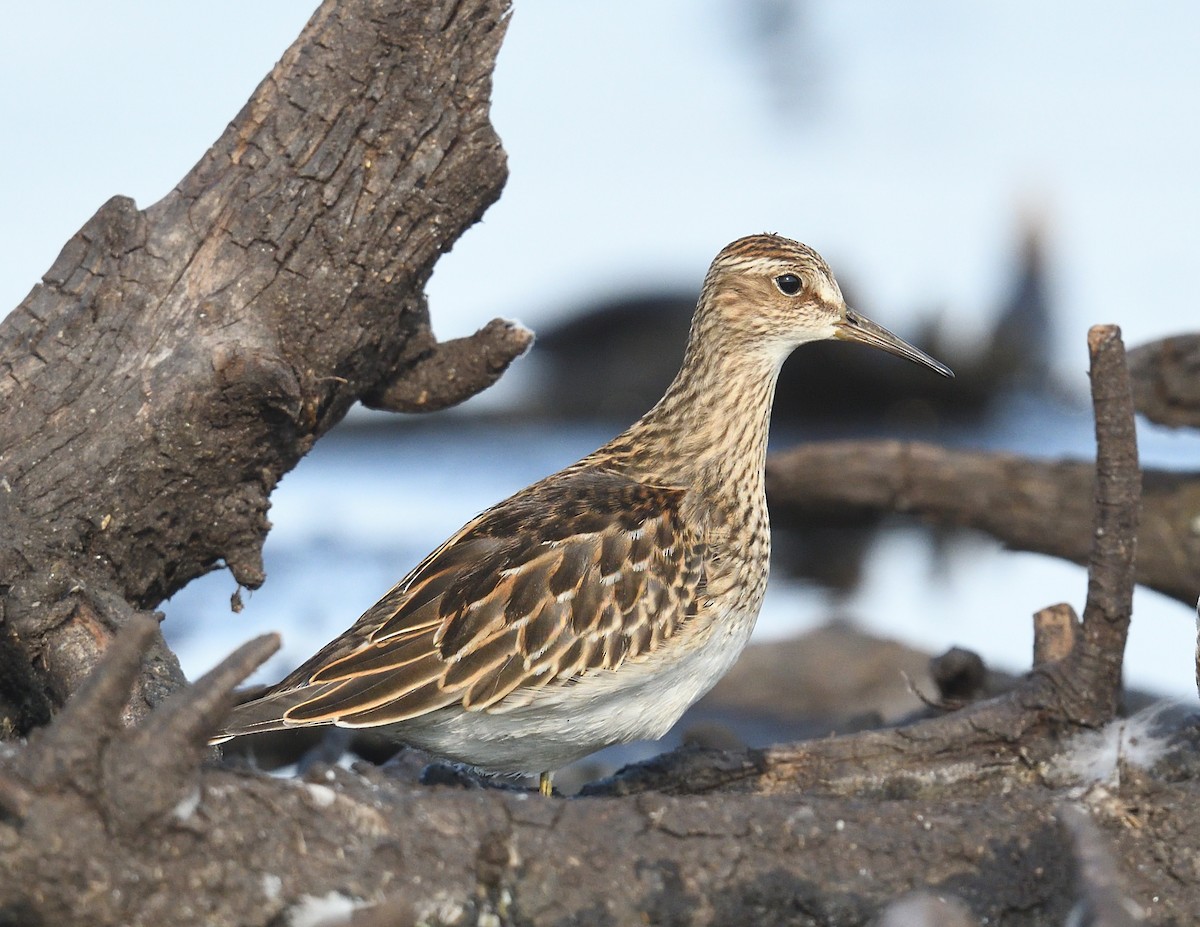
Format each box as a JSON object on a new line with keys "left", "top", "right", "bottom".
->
{"left": 767, "top": 444, "right": 1199, "bottom": 608}
{"left": 2, "top": 1, "right": 1199, "bottom": 924}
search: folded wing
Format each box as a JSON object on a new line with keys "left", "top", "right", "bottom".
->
{"left": 214, "top": 468, "right": 706, "bottom": 738}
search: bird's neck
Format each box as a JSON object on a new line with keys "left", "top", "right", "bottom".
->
{"left": 602, "top": 336, "right": 782, "bottom": 491}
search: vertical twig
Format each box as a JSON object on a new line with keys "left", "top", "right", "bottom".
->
{"left": 1067, "top": 325, "right": 1140, "bottom": 724}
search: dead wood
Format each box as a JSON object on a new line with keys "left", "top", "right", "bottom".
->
{"left": 0, "top": 0, "right": 527, "bottom": 731}
{"left": 4, "top": 606, "right": 1194, "bottom": 926}
{"left": 765, "top": 433, "right": 1196, "bottom": 608}
{"left": 0, "top": 329, "right": 1150, "bottom": 927}
{"left": 1127, "top": 333, "right": 1200, "bottom": 429}
{"left": 1033, "top": 603, "right": 1080, "bottom": 667}
{"left": 0, "top": 0, "right": 1192, "bottom": 920}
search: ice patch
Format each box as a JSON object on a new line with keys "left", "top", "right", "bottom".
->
{"left": 287, "top": 892, "right": 365, "bottom": 927}
{"left": 171, "top": 786, "right": 201, "bottom": 821}
{"left": 305, "top": 783, "right": 336, "bottom": 808}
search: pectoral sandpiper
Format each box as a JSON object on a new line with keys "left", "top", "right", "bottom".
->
{"left": 212, "top": 234, "right": 952, "bottom": 794}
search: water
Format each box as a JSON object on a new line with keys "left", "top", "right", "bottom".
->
{"left": 164, "top": 403, "right": 1200, "bottom": 702}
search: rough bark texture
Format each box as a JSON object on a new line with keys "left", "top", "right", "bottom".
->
{"left": 4, "top": 610, "right": 1193, "bottom": 927}
{"left": 0, "top": 0, "right": 528, "bottom": 731}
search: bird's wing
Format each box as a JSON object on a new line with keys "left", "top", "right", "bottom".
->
{"left": 218, "top": 467, "right": 706, "bottom": 735}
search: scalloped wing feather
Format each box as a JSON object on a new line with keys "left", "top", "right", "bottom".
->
{"left": 216, "top": 468, "right": 706, "bottom": 737}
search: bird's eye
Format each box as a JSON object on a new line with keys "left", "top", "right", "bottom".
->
{"left": 774, "top": 273, "right": 802, "bottom": 296}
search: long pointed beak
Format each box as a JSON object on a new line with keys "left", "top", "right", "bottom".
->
{"left": 834, "top": 309, "right": 954, "bottom": 378}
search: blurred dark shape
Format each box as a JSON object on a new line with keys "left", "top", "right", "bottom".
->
{"left": 532, "top": 293, "right": 691, "bottom": 420}
{"left": 678, "top": 719, "right": 748, "bottom": 752}
{"left": 694, "top": 620, "right": 933, "bottom": 726}
{"left": 1126, "top": 333, "right": 1200, "bottom": 429}
{"left": 216, "top": 724, "right": 327, "bottom": 770}
{"left": 729, "top": 0, "right": 820, "bottom": 122}
{"left": 929, "top": 646, "right": 989, "bottom": 702}
{"left": 529, "top": 222, "right": 1057, "bottom": 593}
{"left": 982, "top": 222, "right": 1055, "bottom": 387}
{"left": 769, "top": 508, "right": 876, "bottom": 593}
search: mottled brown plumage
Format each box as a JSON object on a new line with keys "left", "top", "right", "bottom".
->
{"left": 212, "top": 234, "right": 952, "bottom": 792}
{"left": 278, "top": 471, "right": 704, "bottom": 724}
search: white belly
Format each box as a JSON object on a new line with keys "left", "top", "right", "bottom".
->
{"left": 386, "top": 605, "right": 761, "bottom": 774}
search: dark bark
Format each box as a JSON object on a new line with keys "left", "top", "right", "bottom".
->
{"left": 0, "top": 0, "right": 527, "bottom": 729}
{"left": 1128, "top": 332, "right": 1200, "bottom": 428}
{"left": 766, "top": 444, "right": 1197, "bottom": 609}
{"left": 1, "top": 607, "right": 1182, "bottom": 927}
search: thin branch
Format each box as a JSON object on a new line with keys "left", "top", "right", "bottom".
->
{"left": 363, "top": 318, "right": 533, "bottom": 412}
{"left": 1067, "top": 325, "right": 1139, "bottom": 723}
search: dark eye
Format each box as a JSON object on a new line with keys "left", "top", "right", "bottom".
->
{"left": 774, "top": 273, "right": 802, "bottom": 296}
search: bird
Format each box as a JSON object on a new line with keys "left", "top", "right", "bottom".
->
{"left": 211, "top": 233, "right": 953, "bottom": 795}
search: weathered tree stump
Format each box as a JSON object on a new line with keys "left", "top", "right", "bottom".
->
{"left": 0, "top": 0, "right": 528, "bottom": 731}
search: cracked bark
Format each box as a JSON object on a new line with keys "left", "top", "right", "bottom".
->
{"left": 0, "top": 0, "right": 528, "bottom": 731}
{"left": 0, "top": 1, "right": 1191, "bottom": 921}
{"left": 0, "top": 610, "right": 1180, "bottom": 927}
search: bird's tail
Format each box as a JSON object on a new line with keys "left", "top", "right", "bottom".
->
{"left": 209, "top": 685, "right": 335, "bottom": 746}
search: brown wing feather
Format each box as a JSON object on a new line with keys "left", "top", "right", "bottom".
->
{"left": 216, "top": 467, "right": 706, "bottom": 737}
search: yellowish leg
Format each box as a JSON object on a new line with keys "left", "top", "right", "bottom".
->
{"left": 538, "top": 771, "right": 553, "bottom": 797}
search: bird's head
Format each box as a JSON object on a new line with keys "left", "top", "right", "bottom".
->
{"left": 697, "top": 233, "right": 953, "bottom": 378}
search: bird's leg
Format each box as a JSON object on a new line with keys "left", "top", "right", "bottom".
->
{"left": 539, "top": 771, "right": 554, "bottom": 797}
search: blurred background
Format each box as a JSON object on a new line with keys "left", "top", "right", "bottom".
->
{"left": 2, "top": 2, "right": 1198, "bottom": 742}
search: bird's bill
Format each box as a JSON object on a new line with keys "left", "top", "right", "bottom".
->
{"left": 834, "top": 309, "right": 954, "bottom": 378}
